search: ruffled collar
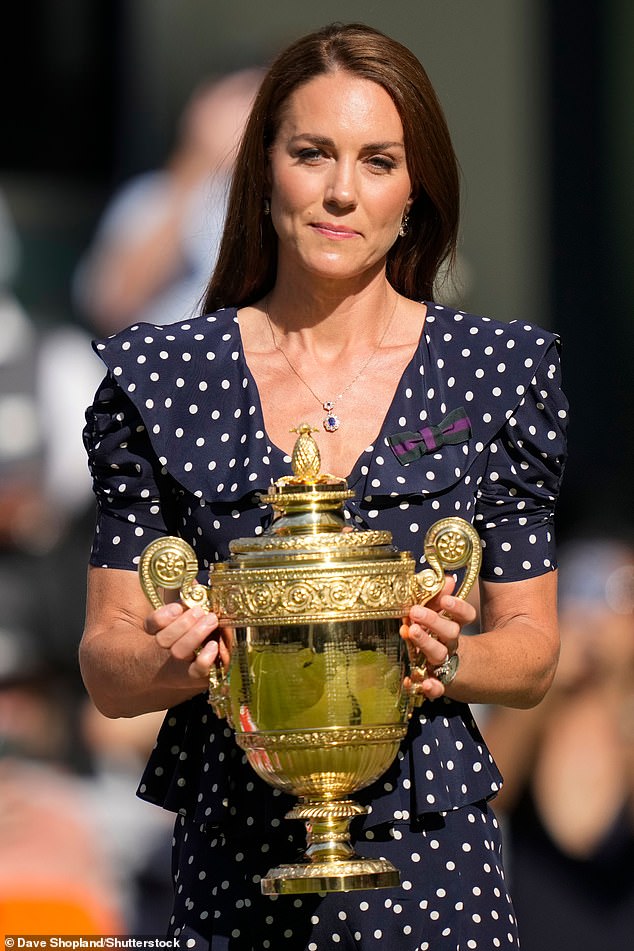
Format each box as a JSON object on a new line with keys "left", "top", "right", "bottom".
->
{"left": 93, "top": 304, "right": 558, "bottom": 505}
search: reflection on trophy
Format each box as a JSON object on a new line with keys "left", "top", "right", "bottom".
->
{"left": 139, "top": 424, "right": 481, "bottom": 895}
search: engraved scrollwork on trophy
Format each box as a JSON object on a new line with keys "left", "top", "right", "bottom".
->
{"left": 229, "top": 530, "right": 393, "bottom": 552}
{"left": 248, "top": 583, "right": 278, "bottom": 615}
{"left": 321, "top": 578, "right": 361, "bottom": 610}
{"left": 220, "top": 587, "right": 249, "bottom": 618}
{"left": 282, "top": 580, "right": 319, "bottom": 613}
{"left": 424, "top": 517, "right": 482, "bottom": 601}
{"left": 359, "top": 577, "right": 391, "bottom": 610}
{"left": 208, "top": 563, "right": 415, "bottom": 626}
{"left": 236, "top": 723, "right": 406, "bottom": 750}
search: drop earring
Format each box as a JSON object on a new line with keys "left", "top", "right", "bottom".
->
{"left": 399, "top": 214, "right": 410, "bottom": 237}
{"left": 263, "top": 198, "right": 271, "bottom": 215}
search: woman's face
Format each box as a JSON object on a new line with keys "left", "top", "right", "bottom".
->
{"left": 267, "top": 71, "right": 413, "bottom": 285}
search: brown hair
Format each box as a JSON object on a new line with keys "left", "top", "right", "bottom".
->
{"left": 202, "top": 22, "right": 459, "bottom": 313}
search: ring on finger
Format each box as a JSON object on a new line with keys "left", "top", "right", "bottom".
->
{"left": 432, "top": 650, "right": 460, "bottom": 685}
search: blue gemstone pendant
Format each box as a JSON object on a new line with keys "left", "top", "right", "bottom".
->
{"left": 322, "top": 401, "right": 339, "bottom": 432}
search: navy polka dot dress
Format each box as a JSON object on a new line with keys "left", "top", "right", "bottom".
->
{"left": 84, "top": 302, "right": 568, "bottom": 948}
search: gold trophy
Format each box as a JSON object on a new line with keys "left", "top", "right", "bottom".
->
{"left": 139, "top": 425, "right": 480, "bottom": 895}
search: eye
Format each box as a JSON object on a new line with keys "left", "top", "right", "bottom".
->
{"left": 294, "top": 147, "right": 325, "bottom": 163}
{"left": 366, "top": 155, "right": 398, "bottom": 172}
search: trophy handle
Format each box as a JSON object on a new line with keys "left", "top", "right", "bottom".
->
{"left": 138, "top": 536, "right": 210, "bottom": 611}
{"left": 412, "top": 517, "right": 481, "bottom": 606}
{"left": 138, "top": 536, "right": 228, "bottom": 718}
{"left": 408, "top": 518, "right": 481, "bottom": 705}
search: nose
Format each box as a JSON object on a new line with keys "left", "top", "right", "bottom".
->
{"left": 325, "top": 157, "right": 357, "bottom": 209}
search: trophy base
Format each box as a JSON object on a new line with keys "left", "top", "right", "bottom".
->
{"left": 261, "top": 857, "right": 400, "bottom": 895}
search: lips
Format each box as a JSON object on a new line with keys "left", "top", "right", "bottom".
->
{"left": 310, "top": 222, "right": 360, "bottom": 238}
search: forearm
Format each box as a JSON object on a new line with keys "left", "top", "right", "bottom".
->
{"left": 81, "top": 566, "right": 210, "bottom": 718}
{"left": 87, "top": 219, "right": 187, "bottom": 328}
{"left": 79, "top": 623, "right": 205, "bottom": 718}
{"left": 447, "top": 621, "right": 559, "bottom": 709}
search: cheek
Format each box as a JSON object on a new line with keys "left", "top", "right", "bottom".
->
{"left": 271, "top": 168, "right": 315, "bottom": 213}
{"left": 374, "top": 200, "right": 407, "bottom": 247}
{"left": 270, "top": 189, "right": 306, "bottom": 239}
{"left": 372, "top": 186, "right": 411, "bottom": 229}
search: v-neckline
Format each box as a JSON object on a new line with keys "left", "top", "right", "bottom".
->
{"left": 233, "top": 303, "right": 430, "bottom": 483}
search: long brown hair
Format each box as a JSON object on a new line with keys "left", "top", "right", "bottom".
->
{"left": 202, "top": 22, "right": 460, "bottom": 313}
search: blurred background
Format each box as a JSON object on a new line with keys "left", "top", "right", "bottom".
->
{"left": 0, "top": 0, "right": 632, "bottom": 940}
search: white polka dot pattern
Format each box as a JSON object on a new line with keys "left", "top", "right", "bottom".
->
{"left": 84, "top": 304, "right": 567, "bottom": 584}
{"left": 83, "top": 303, "right": 565, "bottom": 947}
{"left": 83, "top": 302, "right": 566, "bottom": 825}
{"left": 167, "top": 800, "right": 519, "bottom": 947}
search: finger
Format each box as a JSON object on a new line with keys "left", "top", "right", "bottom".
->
{"left": 216, "top": 626, "right": 233, "bottom": 668}
{"left": 189, "top": 638, "right": 220, "bottom": 679}
{"left": 144, "top": 602, "right": 185, "bottom": 635}
{"left": 167, "top": 611, "right": 220, "bottom": 661}
{"left": 407, "top": 606, "right": 460, "bottom": 651}
{"left": 149, "top": 606, "right": 205, "bottom": 647}
{"left": 406, "top": 625, "right": 452, "bottom": 667}
{"left": 438, "top": 594, "right": 477, "bottom": 626}
{"left": 150, "top": 605, "right": 209, "bottom": 649}
{"left": 409, "top": 592, "right": 476, "bottom": 638}
{"left": 404, "top": 671, "right": 447, "bottom": 702}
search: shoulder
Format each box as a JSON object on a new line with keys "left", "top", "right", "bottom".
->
{"left": 424, "top": 302, "right": 562, "bottom": 403}
{"left": 86, "top": 306, "right": 263, "bottom": 504}
{"left": 425, "top": 302, "right": 560, "bottom": 354}
{"left": 92, "top": 307, "right": 240, "bottom": 377}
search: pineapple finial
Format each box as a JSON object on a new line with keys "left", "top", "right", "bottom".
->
{"left": 290, "top": 423, "right": 321, "bottom": 482}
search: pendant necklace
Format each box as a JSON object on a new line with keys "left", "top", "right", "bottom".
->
{"left": 265, "top": 295, "right": 398, "bottom": 433}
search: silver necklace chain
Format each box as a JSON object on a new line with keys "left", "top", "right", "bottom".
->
{"left": 264, "top": 295, "right": 398, "bottom": 432}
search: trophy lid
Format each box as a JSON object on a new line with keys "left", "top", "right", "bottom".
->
{"left": 226, "top": 424, "right": 394, "bottom": 559}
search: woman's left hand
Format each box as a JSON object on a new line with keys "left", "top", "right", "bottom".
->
{"left": 401, "top": 577, "right": 477, "bottom": 700}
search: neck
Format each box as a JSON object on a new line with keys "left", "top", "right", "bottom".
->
{"left": 266, "top": 263, "right": 396, "bottom": 343}
{"left": 264, "top": 282, "right": 400, "bottom": 435}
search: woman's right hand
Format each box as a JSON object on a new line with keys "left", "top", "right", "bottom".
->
{"left": 144, "top": 601, "right": 230, "bottom": 685}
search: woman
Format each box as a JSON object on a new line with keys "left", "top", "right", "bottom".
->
{"left": 81, "top": 23, "right": 567, "bottom": 949}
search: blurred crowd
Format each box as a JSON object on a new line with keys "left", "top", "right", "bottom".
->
{"left": 481, "top": 537, "right": 634, "bottom": 950}
{"left": 0, "top": 69, "right": 261, "bottom": 933}
{"left": 1, "top": 64, "right": 633, "bottom": 944}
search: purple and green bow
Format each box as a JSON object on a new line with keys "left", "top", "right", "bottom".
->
{"left": 387, "top": 407, "right": 472, "bottom": 465}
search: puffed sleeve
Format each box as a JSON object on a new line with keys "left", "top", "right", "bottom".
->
{"left": 83, "top": 373, "right": 174, "bottom": 570}
{"left": 474, "top": 339, "right": 568, "bottom": 582}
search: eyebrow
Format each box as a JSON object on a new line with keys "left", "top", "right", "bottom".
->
{"left": 288, "top": 134, "right": 405, "bottom": 151}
